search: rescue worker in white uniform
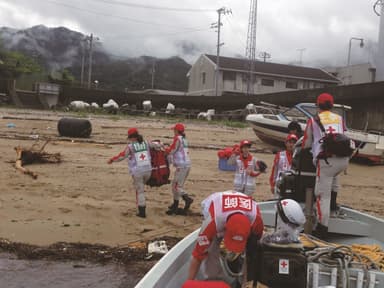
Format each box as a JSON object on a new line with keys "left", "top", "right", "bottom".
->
{"left": 302, "top": 93, "right": 350, "bottom": 236}
{"left": 108, "top": 128, "right": 152, "bottom": 218}
{"left": 269, "top": 134, "right": 298, "bottom": 198}
{"left": 228, "top": 140, "right": 266, "bottom": 196}
{"left": 187, "top": 191, "right": 264, "bottom": 285}
{"left": 165, "top": 123, "right": 194, "bottom": 215}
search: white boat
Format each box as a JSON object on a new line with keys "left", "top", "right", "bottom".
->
{"left": 245, "top": 103, "right": 384, "bottom": 164}
{"left": 136, "top": 202, "right": 384, "bottom": 288}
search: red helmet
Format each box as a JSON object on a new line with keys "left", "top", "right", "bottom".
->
{"left": 286, "top": 133, "right": 298, "bottom": 142}
{"left": 240, "top": 140, "right": 252, "bottom": 148}
{"left": 317, "top": 93, "right": 334, "bottom": 106}
{"left": 127, "top": 127, "right": 138, "bottom": 138}
{"left": 172, "top": 123, "right": 185, "bottom": 132}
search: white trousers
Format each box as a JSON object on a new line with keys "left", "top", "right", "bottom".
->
{"left": 172, "top": 166, "right": 190, "bottom": 200}
{"left": 314, "top": 157, "right": 349, "bottom": 227}
{"left": 132, "top": 172, "right": 151, "bottom": 207}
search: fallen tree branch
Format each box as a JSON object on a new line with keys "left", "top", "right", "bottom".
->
{"left": 14, "top": 141, "right": 62, "bottom": 179}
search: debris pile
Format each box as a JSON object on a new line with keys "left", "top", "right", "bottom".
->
{"left": 0, "top": 236, "right": 181, "bottom": 264}
{"left": 14, "top": 140, "right": 61, "bottom": 179}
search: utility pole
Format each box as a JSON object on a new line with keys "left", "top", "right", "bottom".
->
{"left": 151, "top": 60, "right": 155, "bottom": 89}
{"left": 259, "top": 51, "right": 271, "bottom": 62}
{"left": 212, "top": 7, "right": 231, "bottom": 96}
{"left": 87, "top": 33, "right": 93, "bottom": 89}
{"left": 80, "top": 38, "right": 86, "bottom": 86}
{"left": 297, "top": 48, "right": 306, "bottom": 65}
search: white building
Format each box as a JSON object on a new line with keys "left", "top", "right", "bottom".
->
{"left": 324, "top": 63, "right": 376, "bottom": 85}
{"left": 187, "top": 54, "right": 340, "bottom": 96}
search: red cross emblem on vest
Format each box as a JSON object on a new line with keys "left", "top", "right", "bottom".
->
{"left": 282, "top": 200, "right": 288, "bottom": 206}
{"left": 139, "top": 153, "right": 146, "bottom": 160}
{"left": 327, "top": 126, "right": 336, "bottom": 134}
{"left": 281, "top": 260, "right": 288, "bottom": 268}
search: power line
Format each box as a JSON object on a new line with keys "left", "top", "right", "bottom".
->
{"left": 92, "top": 0, "right": 216, "bottom": 12}
{"left": 46, "top": 0, "right": 209, "bottom": 29}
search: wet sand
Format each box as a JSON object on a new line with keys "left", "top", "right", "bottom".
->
{"left": 0, "top": 107, "right": 384, "bottom": 286}
{"left": 1, "top": 107, "right": 383, "bottom": 246}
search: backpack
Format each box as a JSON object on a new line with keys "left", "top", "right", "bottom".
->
{"left": 146, "top": 144, "right": 170, "bottom": 187}
{"left": 314, "top": 115, "right": 355, "bottom": 158}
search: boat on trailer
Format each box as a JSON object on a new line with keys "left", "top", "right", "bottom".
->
{"left": 245, "top": 102, "right": 384, "bottom": 164}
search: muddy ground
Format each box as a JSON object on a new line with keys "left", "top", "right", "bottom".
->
{"left": 0, "top": 107, "right": 383, "bottom": 286}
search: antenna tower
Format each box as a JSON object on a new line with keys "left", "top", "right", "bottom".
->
{"left": 245, "top": 0, "right": 258, "bottom": 95}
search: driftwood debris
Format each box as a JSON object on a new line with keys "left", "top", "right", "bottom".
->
{"left": 14, "top": 140, "right": 62, "bottom": 179}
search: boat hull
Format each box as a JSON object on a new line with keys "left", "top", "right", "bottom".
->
{"left": 136, "top": 201, "right": 384, "bottom": 288}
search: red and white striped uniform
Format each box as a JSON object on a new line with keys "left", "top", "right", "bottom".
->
{"left": 166, "top": 135, "right": 191, "bottom": 168}
{"left": 193, "top": 191, "right": 264, "bottom": 261}
{"left": 110, "top": 141, "right": 152, "bottom": 207}
{"left": 166, "top": 135, "right": 191, "bottom": 200}
{"left": 229, "top": 154, "right": 261, "bottom": 196}
{"left": 302, "top": 111, "right": 349, "bottom": 228}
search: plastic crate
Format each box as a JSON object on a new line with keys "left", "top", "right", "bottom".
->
{"left": 218, "top": 158, "right": 236, "bottom": 171}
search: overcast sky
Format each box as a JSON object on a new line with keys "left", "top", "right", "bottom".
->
{"left": 0, "top": 0, "right": 382, "bottom": 67}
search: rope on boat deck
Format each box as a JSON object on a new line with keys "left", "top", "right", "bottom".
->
{"left": 300, "top": 234, "right": 384, "bottom": 288}
{"left": 300, "top": 234, "right": 384, "bottom": 271}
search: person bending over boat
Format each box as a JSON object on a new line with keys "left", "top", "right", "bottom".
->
{"left": 269, "top": 134, "right": 298, "bottom": 198}
{"left": 302, "top": 93, "right": 350, "bottom": 236}
{"left": 187, "top": 190, "right": 264, "bottom": 286}
{"left": 228, "top": 140, "right": 267, "bottom": 196}
{"left": 165, "top": 123, "right": 194, "bottom": 215}
{"left": 108, "top": 128, "right": 154, "bottom": 218}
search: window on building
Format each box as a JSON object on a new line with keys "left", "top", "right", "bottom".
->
{"left": 314, "top": 83, "right": 324, "bottom": 89}
{"left": 302, "top": 81, "right": 310, "bottom": 89}
{"left": 261, "top": 78, "right": 274, "bottom": 87}
{"left": 286, "top": 81, "right": 298, "bottom": 89}
{"left": 223, "top": 71, "right": 236, "bottom": 81}
{"left": 202, "top": 72, "right": 206, "bottom": 85}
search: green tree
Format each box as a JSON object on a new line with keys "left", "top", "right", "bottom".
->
{"left": 0, "top": 50, "right": 41, "bottom": 78}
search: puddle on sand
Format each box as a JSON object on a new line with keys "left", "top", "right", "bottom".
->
{"left": 0, "top": 253, "right": 151, "bottom": 288}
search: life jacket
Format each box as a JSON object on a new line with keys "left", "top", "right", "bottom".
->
{"left": 146, "top": 143, "right": 170, "bottom": 187}
{"left": 128, "top": 141, "right": 152, "bottom": 177}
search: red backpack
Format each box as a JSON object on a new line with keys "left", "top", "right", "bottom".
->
{"left": 146, "top": 143, "right": 170, "bottom": 187}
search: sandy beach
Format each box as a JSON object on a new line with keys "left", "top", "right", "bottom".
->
{"left": 1, "top": 107, "right": 384, "bottom": 247}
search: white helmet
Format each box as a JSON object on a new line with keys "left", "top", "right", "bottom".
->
{"left": 277, "top": 199, "right": 306, "bottom": 227}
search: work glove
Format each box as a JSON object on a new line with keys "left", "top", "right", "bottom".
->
{"left": 257, "top": 160, "right": 268, "bottom": 173}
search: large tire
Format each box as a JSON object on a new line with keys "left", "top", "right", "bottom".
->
{"left": 57, "top": 118, "right": 92, "bottom": 138}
